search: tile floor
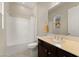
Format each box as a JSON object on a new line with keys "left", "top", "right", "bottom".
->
{"left": 6, "top": 43, "right": 38, "bottom": 57}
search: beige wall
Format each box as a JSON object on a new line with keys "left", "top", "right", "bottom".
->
{"left": 48, "top": 2, "right": 79, "bottom": 35}
{"left": 0, "top": 14, "right": 5, "bottom": 56}
{"left": 6, "top": 3, "right": 33, "bottom": 19}
{"left": 36, "top": 4, "right": 48, "bottom": 36}
{"left": 0, "top": 3, "right": 5, "bottom": 56}
{"left": 0, "top": 3, "right": 2, "bottom": 14}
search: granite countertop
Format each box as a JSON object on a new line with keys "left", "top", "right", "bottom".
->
{"left": 37, "top": 35, "right": 79, "bottom": 56}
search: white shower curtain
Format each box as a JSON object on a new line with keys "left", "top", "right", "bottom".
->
{"left": 5, "top": 14, "right": 36, "bottom": 46}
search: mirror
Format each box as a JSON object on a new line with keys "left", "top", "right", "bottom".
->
{"left": 48, "top": 2, "right": 79, "bottom": 37}
{"left": 68, "top": 5, "right": 79, "bottom": 36}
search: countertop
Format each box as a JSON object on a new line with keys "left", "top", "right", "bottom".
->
{"left": 37, "top": 34, "right": 79, "bottom": 56}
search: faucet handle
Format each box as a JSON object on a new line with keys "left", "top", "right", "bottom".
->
{"left": 61, "top": 37, "right": 63, "bottom": 40}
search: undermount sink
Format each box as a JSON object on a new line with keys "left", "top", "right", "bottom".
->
{"left": 52, "top": 39, "right": 62, "bottom": 48}
{"left": 53, "top": 42, "right": 62, "bottom": 48}
{"left": 52, "top": 35, "right": 64, "bottom": 48}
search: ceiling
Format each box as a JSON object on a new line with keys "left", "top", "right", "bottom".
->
{"left": 48, "top": 2, "right": 61, "bottom": 10}
{"left": 16, "top": 2, "right": 61, "bottom": 10}
{"left": 16, "top": 2, "right": 36, "bottom": 9}
{"left": 6, "top": 2, "right": 61, "bottom": 18}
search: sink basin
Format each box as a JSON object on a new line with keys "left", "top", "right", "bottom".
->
{"left": 53, "top": 43, "right": 62, "bottom": 48}
{"left": 51, "top": 35, "right": 64, "bottom": 48}
{"left": 52, "top": 39, "right": 62, "bottom": 48}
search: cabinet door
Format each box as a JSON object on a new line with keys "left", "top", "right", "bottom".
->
{"left": 56, "top": 47, "right": 65, "bottom": 57}
{"left": 47, "top": 50, "right": 56, "bottom": 57}
{"left": 47, "top": 45, "right": 56, "bottom": 57}
{"left": 38, "top": 45, "right": 48, "bottom": 57}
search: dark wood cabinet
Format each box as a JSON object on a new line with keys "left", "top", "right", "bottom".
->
{"left": 38, "top": 45, "right": 48, "bottom": 57}
{"left": 38, "top": 39, "right": 77, "bottom": 57}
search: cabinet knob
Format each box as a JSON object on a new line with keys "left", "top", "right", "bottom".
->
{"left": 45, "top": 49, "right": 47, "bottom": 52}
{"left": 48, "top": 52, "right": 51, "bottom": 55}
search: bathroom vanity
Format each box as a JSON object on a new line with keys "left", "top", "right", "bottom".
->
{"left": 38, "top": 3, "right": 79, "bottom": 57}
{"left": 38, "top": 35, "right": 79, "bottom": 57}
